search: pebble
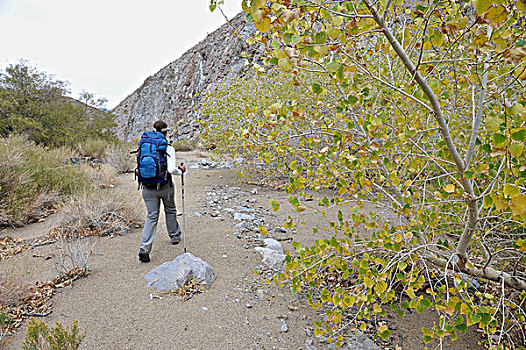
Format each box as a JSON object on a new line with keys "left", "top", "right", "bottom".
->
{"left": 246, "top": 303, "right": 253, "bottom": 308}
{"left": 280, "top": 320, "right": 288, "bottom": 333}
{"left": 194, "top": 212, "right": 203, "bottom": 218}
{"left": 201, "top": 307, "right": 208, "bottom": 311}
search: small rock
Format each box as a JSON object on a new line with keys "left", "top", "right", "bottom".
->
{"left": 246, "top": 303, "right": 252, "bottom": 308}
{"left": 235, "top": 221, "right": 248, "bottom": 228}
{"left": 280, "top": 320, "right": 288, "bottom": 333}
{"left": 190, "top": 164, "right": 199, "bottom": 169}
{"left": 263, "top": 238, "right": 284, "bottom": 253}
{"left": 274, "top": 227, "right": 287, "bottom": 233}
{"left": 250, "top": 188, "right": 258, "bottom": 195}
{"left": 194, "top": 212, "right": 203, "bottom": 218}
{"left": 234, "top": 213, "right": 255, "bottom": 221}
{"left": 254, "top": 247, "right": 286, "bottom": 270}
{"left": 256, "top": 289, "right": 265, "bottom": 299}
{"left": 202, "top": 307, "right": 208, "bottom": 311}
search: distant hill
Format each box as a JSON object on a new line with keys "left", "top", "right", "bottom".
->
{"left": 112, "top": 13, "right": 258, "bottom": 142}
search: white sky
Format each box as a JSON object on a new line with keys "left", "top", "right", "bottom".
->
{"left": 0, "top": 0, "right": 241, "bottom": 109}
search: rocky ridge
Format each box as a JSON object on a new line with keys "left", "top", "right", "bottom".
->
{"left": 112, "top": 13, "right": 257, "bottom": 142}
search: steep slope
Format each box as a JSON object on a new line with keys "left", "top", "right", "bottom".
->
{"left": 112, "top": 13, "right": 257, "bottom": 141}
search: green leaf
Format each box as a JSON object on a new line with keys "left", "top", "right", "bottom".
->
{"left": 327, "top": 61, "right": 340, "bottom": 73}
{"left": 492, "top": 133, "right": 508, "bottom": 148}
{"left": 270, "top": 199, "right": 280, "bottom": 212}
{"left": 312, "top": 83, "right": 323, "bottom": 94}
{"left": 454, "top": 316, "right": 467, "bottom": 334}
{"left": 313, "top": 31, "right": 327, "bottom": 44}
{"left": 511, "top": 129, "right": 526, "bottom": 142}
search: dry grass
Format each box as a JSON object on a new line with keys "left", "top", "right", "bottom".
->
{"left": 105, "top": 142, "right": 136, "bottom": 174}
{"left": 172, "top": 139, "right": 197, "bottom": 152}
{"left": 76, "top": 138, "right": 108, "bottom": 161}
{"left": 0, "top": 136, "right": 92, "bottom": 227}
{"left": 51, "top": 188, "right": 141, "bottom": 240}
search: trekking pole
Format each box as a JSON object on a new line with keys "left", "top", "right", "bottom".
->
{"left": 180, "top": 163, "right": 187, "bottom": 253}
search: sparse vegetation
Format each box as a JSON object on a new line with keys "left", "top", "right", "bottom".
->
{"left": 75, "top": 138, "right": 108, "bottom": 161}
{"left": 106, "top": 142, "right": 136, "bottom": 173}
{"left": 22, "top": 318, "right": 85, "bottom": 350}
{"left": 0, "top": 306, "right": 13, "bottom": 347}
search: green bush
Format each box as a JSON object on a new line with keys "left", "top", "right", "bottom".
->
{"left": 22, "top": 318, "right": 85, "bottom": 350}
{"left": 0, "top": 136, "right": 93, "bottom": 227}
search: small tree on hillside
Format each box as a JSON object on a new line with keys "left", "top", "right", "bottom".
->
{"left": 0, "top": 60, "right": 116, "bottom": 146}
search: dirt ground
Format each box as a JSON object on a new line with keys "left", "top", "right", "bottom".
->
{"left": 1, "top": 151, "right": 484, "bottom": 350}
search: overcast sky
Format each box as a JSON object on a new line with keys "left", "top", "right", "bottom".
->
{"left": 0, "top": 0, "right": 241, "bottom": 109}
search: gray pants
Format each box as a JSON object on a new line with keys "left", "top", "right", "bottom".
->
{"left": 140, "top": 183, "right": 180, "bottom": 253}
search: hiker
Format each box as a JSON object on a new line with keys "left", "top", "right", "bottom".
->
{"left": 136, "top": 120, "right": 186, "bottom": 263}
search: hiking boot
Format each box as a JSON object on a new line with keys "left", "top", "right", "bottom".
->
{"left": 171, "top": 236, "right": 180, "bottom": 245}
{"left": 138, "top": 249, "right": 150, "bottom": 263}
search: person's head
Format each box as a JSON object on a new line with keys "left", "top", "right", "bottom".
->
{"left": 153, "top": 120, "right": 169, "bottom": 135}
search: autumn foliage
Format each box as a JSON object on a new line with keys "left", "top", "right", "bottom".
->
{"left": 204, "top": 0, "right": 526, "bottom": 348}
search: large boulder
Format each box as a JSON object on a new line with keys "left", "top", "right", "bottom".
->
{"left": 144, "top": 253, "right": 217, "bottom": 292}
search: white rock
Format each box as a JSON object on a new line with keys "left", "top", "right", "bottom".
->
{"left": 144, "top": 253, "right": 217, "bottom": 292}
{"left": 263, "top": 238, "right": 284, "bottom": 253}
{"left": 234, "top": 213, "right": 255, "bottom": 221}
{"left": 254, "top": 247, "right": 286, "bottom": 270}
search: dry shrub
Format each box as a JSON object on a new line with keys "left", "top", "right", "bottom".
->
{"left": 172, "top": 139, "right": 197, "bottom": 152}
{"left": 105, "top": 142, "right": 136, "bottom": 173}
{"left": 80, "top": 163, "right": 121, "bottom": 189}
{"left": 76, "top": 138, "right": 108, "bottom": 161}
{"left": 52, "top": 188, "right": 141, "bottom": 240}
{"left": 54, "top": 234, "right": 97, "bottom": 276}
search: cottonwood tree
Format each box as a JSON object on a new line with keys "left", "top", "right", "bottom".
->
{"left": 205, "top": 0, "right": 526, "bottom": 348}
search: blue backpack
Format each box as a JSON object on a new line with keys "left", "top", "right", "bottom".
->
{"left": 135, "top": 131, "right": 170, "bottom": 188}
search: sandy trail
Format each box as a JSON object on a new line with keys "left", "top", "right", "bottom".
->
{"left": 2, "top": 151, "right": 484, "bottom": 350}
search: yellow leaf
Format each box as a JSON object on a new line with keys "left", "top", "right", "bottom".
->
{"left": 259, "top": 225, "right": 269, "bottom": 236}
{"left": 328, "top": 27, "right": 340, "bottom": 39}
{"left": 331, "top": 16, "right": 344, "bottom": 26}
{"left": 255, "top": 17, "right": 271, "bottom": 33}
{"left": 406, "top": 286, "right": 415, "bottom": 299}
{"left": 474, "top": 0, "right": 492, "bottom": 14}
{"left": 510, "top": 143, "right": 524, "bottom": 157}
{"left": 278, "top": 57, "right": 292, "bottom": 71}
{"left": 486, "top": 5, "right": 509, "bottom": 26}
{"left": 444, "top": 184, "right": 455, "bottom": 193}
{"left": 504, "top": 184, "right": 520, "bottom": 199}
{"left": 364, "top": 276, "right": 374, "bottom": 288}
{"left": 510, "top": 195, "right": 526, "bottom": 216}
{"left": 250, "top": 0, "right": 266, "bottom": 12}
{"left": 423, "top": 41, "right": 432, "bottom": 50}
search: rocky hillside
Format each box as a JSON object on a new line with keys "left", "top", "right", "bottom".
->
{"left": 112, "top": 13, "right": 257, "bottom": 142}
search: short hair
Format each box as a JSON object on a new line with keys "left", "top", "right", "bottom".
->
{"left": 153, "top": 120, "right": 168, "bottom": 133}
